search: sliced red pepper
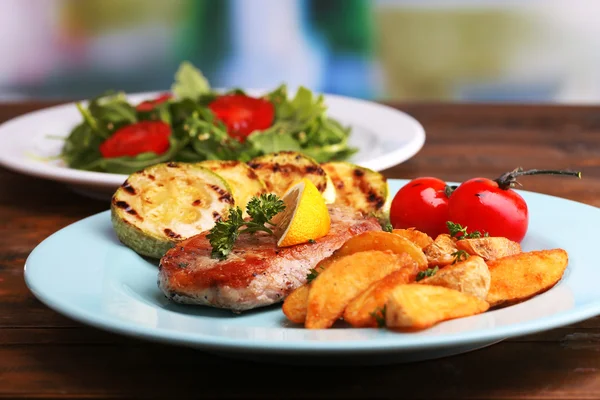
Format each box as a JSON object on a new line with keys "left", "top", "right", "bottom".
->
{"left": 135, "top": 93, "right": 173, "bottom": 112}
{"left": 99, "top": 121, "right": 171, "bottom": 158}
{"left": 208, "top": 94, "right": 274, "bottom": 141}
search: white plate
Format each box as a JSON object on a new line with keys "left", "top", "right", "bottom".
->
{"left": 0, "top": 92, "right": 425, "bottom": 200}
{"left": 23, "top": 179, "right": 600, "bottom": 365}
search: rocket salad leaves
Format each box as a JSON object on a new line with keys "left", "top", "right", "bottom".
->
{"left": 60, "top": 61, "right": 357, "bottom": 174}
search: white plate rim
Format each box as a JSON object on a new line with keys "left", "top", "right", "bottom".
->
{"left": 0, "top": 91, "right": 425, "bottom": 188}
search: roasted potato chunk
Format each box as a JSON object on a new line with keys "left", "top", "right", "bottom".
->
{"left": 486, "top": 249, "right": 568, "bottom": 307}
{"left": 282, "top": 284, "right": 311, "bottom": 324}
{"left": 392, "top": 228, "right": 434, "bottom": 249}
{"left": 419, "top": 255, "right": 490, "bottom": 300}
{"left": 343, "top": 262, "right": 419, "bottom": 328}
{"left": 386, "top": 284, "right": 490, "bottom": 330}
{"left": 305, "top": 250, "right": 409, "bottom": 329}
{"left": 334, "top": 231, "right": 428, "bottom": 269}
{"left": 424, "top": 234, "right": 458, "bottom": 267}
{"left": 456, "top": 237, "right": 521, "bottom": 261}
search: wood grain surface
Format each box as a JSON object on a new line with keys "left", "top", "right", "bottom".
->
{"left": 1, "top": 102, "right": 599, "bottom": 399}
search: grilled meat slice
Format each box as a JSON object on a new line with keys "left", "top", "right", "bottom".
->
{"left": 158, "top": 205, "right": 382, "bottom": 312}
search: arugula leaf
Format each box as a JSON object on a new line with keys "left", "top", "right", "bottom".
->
{"left": 245, "top": 127, "right": 302, "bottom": 155}
{"left": 171, "top": 61, "right": 211, "bottom": 100}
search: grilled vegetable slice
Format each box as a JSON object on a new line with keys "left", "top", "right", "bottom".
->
{"left": 247, "top": 151, "right": 336, "bottom": 203}
{"left": 111, "top": 161, "right": 234, "bottom": 258}
{"left": 321, "top": 161, "right": 389, "bottom": 218}
{"left": 196, "top": 160, "right": 266, "bottom": 218}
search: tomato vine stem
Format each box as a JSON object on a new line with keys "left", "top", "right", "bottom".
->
{"left": 494, "top": 167, "right": 582, "bottom": 190}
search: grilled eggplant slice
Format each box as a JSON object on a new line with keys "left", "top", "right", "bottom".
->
{"left": 111, "top": 161, "right": 234, "bottom": 259}
{"left": 321, "top": 161, "right": 389, "bottom": 218}
{"left": 247, "top": 151, "right": 336, "bottom": 203}
{"left": 196, "top": 160, "right": 266, "bottom": 218}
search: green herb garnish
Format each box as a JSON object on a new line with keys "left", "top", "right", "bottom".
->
{"left": 416, "top": 266, "right": 439, "bottom": 282}
{"left": 59, "top": 61, "right": 357, "bottom": 174}
{"left": 370, "top": 305, "right": 387, "bottom": 328}
{"left": 308, "top": 239, "right": 316, "bottom": 244}
{"left": 446, "top": 221, "right": 488, "bottom": 240}
{"left": 207, "top": 194, "right": 285, "bottom": 260}
{"left": 451, "top": 250, "right": 470, "bottom": 264}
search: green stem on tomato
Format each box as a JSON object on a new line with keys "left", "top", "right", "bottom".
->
{"left": 494, "top": 167, "right": 582, "bottom": 190}
{"left": 444, "top": 184, "right": 458, "bottom": 198}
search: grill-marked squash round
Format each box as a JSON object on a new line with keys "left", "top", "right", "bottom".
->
{"left": 321, "top": 161, "right": 389, "bottom": 219}
{"left": 247, "top": 151, "right": 336, "bottom": 204}
{"left": 196, "top": 160, "right": 266, "bottom": 218}
{"left": 111, "top": 161, "right": 234, "bottom": 258}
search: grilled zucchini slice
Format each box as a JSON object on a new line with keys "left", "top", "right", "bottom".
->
{"left": 111, "top": 161, "right": 234, "bottom": 258}
{"left": 321, "top": 161, "right": 389, "bottom": 218}
{"left": 196, "top": 160, "right": 267, "bottom": 218}
{"left": 247, "top": 151, "right": 336, "bottom": 203}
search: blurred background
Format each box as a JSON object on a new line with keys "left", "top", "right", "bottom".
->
{"left": 1, "top": 0, "right": 599, "bottom": 103}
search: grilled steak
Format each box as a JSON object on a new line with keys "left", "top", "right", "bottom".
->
{"left": 158, "top": 205, "right": 382, "bottom": 312}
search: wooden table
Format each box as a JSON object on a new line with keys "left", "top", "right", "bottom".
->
{"left": 1, "top": 102, "right": 599, "bottom": 399}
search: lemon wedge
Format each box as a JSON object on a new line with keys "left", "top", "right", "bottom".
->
{"left": 273, "top": 178, "right": 331, "bottom": 247}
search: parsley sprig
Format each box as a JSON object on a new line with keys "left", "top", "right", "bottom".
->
{"left": 446, "top": 221, "right": 489, "bottom": 240}
{"left": 207, "top": 194, "right": 285, "bottom": 260}
{"left": 416, "top": 266, "right": 439, "bottom": 282}
{"left": 370, "top": 305, "right": 387, "bottom": 328}
{"left": 451, "top": 249, "right": 470, "bottom": 264}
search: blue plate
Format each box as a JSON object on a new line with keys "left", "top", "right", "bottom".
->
{"left": 24, "top": 179, "right": 600, "bottom": 365}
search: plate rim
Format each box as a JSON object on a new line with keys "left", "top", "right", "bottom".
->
{"left": 23, "top": 179, "right": 600, "bottom": 355}
{"left": 0, "top": 90, "right": 425, "bottom": 188}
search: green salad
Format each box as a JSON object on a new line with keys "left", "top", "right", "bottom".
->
{"left": 60, "top": 61, "right": 357, "bottom": 175}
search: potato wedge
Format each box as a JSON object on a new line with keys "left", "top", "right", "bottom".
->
{"left": 343, "top": 261, "right": 419, "bottom": 328}
{"left": 419, "top": 255, "right": 490, "bottom": 300}
{"left": 456, "top": 237, "right": 521, "bottom": 261}
{"left": 334, "top": 231, "right": 428, "bottom": 269}
{"left": 282, "top": 284, "right": 311, "bottom": 324}
{"left": 486, "top": 249, "right": 568, "bottom": 307}
{"left": 386, "top": 284, "right": 490, "bottom": 330}
{"left": 392, "top": 228, "right": 434, "bottom": 249}
{"left": 424, "top": 234, "right": 458, "bottom": 267}
{"left": 305, "top": 250, "right": 408, "bottom": 329}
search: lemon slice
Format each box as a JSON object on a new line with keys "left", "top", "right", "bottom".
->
{"left": 273, "top": 178, "right": 331, "bottom": 247}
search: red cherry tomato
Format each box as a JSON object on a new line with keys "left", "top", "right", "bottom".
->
{"left": 389, "top": 177, "right": 451, "bottom": 238}
{"left": 99, "top": 121, "right": 171, "bottom": 158}
{"left": 448, "top": 178, "right": 528, "bottom": 242}
{"left": 135, "top": 93, "right": 172, "bottom": 112}
{"left": 389, "top": 168, "right": 581, "bottom": 243}
{"left": 208, "top": 94, "right": 274, "bottom": 141}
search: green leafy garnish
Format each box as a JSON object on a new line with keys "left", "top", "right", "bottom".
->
{"left": 206, "top": 194, "right": 285, "bottom": 260}
{"left": 451, "top": 250, "right": 470, "bottom": 264}
{"left": 370, "top": 305, "right": 387, "bottom": 328}
{"left": 382, "top": 221, "right": 393, "bottom": 232}
{"left": 306, "top": 268, "right": 320, "bottom": 283}
{"left": 171, "top": 61, "right": 211, "bottom": 100}
{"left": 416, "top": 267, "right": 439, "bottom": 282}
{"left": 308, "top": 239, "right": 316, "bottom": 244}
{"left": 446, "top": 221, "right": 488, "bottom": 240}
{"left": 58, "top": 61, "right": 357, "bottom": 174}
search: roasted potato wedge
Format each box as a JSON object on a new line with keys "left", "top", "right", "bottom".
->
{"left": 392, "top": 228, "right": 434, "bottom": 249}
{"left": 424, "top": 234, "right": 459, "bottom": 267}
{"left": 343, "top": 261, "right": 419, "bottom": 328}
{"left": 456, "top": 237, "right": 521, "bottom": 261}
{"left": 305, "top": 250, "right": 408, "bottom": 329}
{"left": 419, "top": 255, "right": 490, "bottom": 300}
{"left": 334, "top": 231, "right": 428, "bottom": 269}
{"left": 386, "top": 284, "right": 490, "bottom": 330}
{"left": 486, "top": 249, "right": 568, "bottom": 307}
{"left": 282, "top": 284, "right": 311, "bottom": 324}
